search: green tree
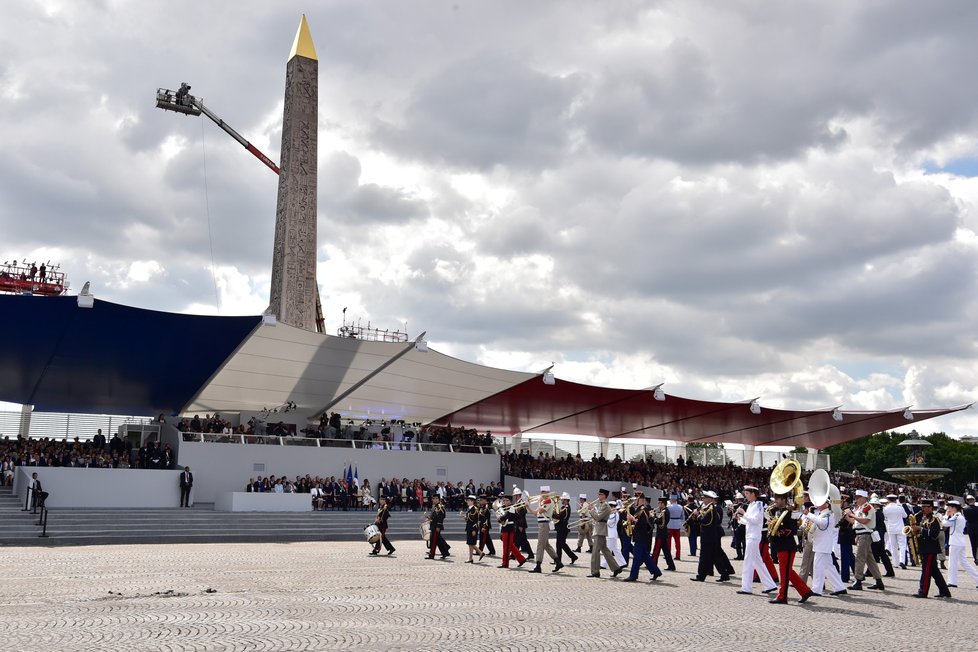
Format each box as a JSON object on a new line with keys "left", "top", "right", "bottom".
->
{"left": 686, "top": 441, "right": 726, "bottom": 466}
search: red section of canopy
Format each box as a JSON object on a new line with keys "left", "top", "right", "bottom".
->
{"left": 433, "top": 377, "right": 970, "bottom": 449}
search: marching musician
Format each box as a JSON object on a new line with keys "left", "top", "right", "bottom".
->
{"left": 872, "top": 496, "right": 895, "bottom": 577}
{"left": 837, "top": 492, "right": 857, "bottom": 583}
{"left": 369, "top": 495, "right": 396, "bottom": 556}
{"left": 941, "top": 500, "right": 978, "bottom": 588}
{"left": 496, "top": 495, "right": 527, "bottom": 569}
{"left": 552, "top": 492, "right": 579, "bottom": 571}
{"left": 666, "top": 495, "right": 684, "bottom": 561}
{"left": 618, "top": 486, "right": 634, "bottom": 565}
{"left": 528, "top": 486, "right": 559, "bottom": 574}
{"left": 767, "top": 493, "right": 814, "bottom": 604}
{"left": 756, "top": 494, "right": 779, "bottom": 584}
{"left": 964, "top": 495, "right": 978, "bottom": 561}
{"left": 588, "top": 488, "right": 624, "bottom": 578}
{"left": 651, "top": 496, "right": 676, "bottom": 571}
{"left": 735, "top": 485, "right": 777, "bottom": 595}
{"left": 882, "top": 493, "right": 908, "bottom": 569}
{"left": 603, "top": 493, "right": 628, "bottom": 571}
{"left": 802, "top": 500, "right": 847, "bottom": 596}
{"left": 845, "top": 490, "right": 885, "bottom": 591}
{"left": 576, "top": 494, "right": 593, "bottom": 553}
{"left": 798, "top": 500, "right": 816, "bottom": 585}
{"left": 477, "top": 494, "right": 496, "bottom": 558}
{"left": 912, "top": 500, "right": 951, "bottom": 598}
{"left": 512, "top": 488, "right": 534, "bottom": 560}
{"left": 690, "top": 490, "right": 734, "bottom": 583}
{"left": 463, "top": 494, "right": 479, "bottom": 564}
{"left": 623, "top": 492, "right": 662, "bottom": 582}
{"left": 729, "top": 492, "right": 747, "bottom": 560}
{"left": 426, "top": 494, "right": 451, "bottom": 560}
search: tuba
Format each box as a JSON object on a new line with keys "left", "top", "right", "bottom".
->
{"left": 769, "top": 458, "right": 805, "bottom": 508}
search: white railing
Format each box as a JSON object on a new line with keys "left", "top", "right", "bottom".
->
{"left": 179, "top": 432, "right": 497, "bottom": 455}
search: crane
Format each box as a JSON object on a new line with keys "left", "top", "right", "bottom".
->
{"left": 156, "top": 83, "right": 325, "bottom": 333}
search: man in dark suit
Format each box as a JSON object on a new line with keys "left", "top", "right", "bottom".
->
{"left": 93, "top": 429, "right": 106, "bottom": 452}
{"left": 179, "top": 466, "right": 194, "bottom": 507}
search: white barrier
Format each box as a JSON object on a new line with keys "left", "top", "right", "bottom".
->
{"left": 214, "top": 492, "right": 312, "bottom": 512}
{"left": 13, "top": 467, "right": 187, "bottom": 509}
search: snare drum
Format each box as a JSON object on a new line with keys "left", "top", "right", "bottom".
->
{"left": 363, "top": 524, "right": 381, "bottom": 544}
{"left": 420, "top": 520, "right": 431, "bottom": 542}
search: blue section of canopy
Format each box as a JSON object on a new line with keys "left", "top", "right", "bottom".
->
{"left": 0, "top": 295, "right": 260, "bottom": 415}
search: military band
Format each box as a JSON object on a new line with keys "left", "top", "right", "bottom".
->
{"left": 366, "top": 473, "right": 971, "bottom": 609}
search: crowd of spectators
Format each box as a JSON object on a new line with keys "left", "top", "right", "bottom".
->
{"left": 174, "top": 412, "right": 498, "bottom": 449}
{"left": 243, "top": 474, "right": 505, "bottom": 512}
{"left": 0, "top": 433, "right": 177, "bottom": 473}
{"left": 418, "top": 425, "right": 494, "bottom": 451}
{"left": 501, "top": 450, "right": 953, "bottom": 503}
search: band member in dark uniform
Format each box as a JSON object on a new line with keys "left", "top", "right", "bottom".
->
{"left": 370, "top": 495, "right": 396, "bottom": 556}
{"left": 913, "top": 500, "right": 951, "bottom": 598}
{"left": 464, "top": 494, "right": 479, "bottom": 563}
{"left": 691, "top": 490, "right": 735, "bottom": 582}
{"left": 552, "top": 492, "right": 578, "bottom": 572}
{"left": 513, "top": 490, "right": 534, "bottom": 560}
{"left": 497, "top": 495, "right": 527, "bottom": 569}
{"left": 426, "top": 494, "right": 451, "bottom": 559}
{"left": 768, "top": 493, "right": 814, "bottom": 604}
{"left": 477, "top": 494, "right": 496, "bottom": 558}
{"left": 652, "top": 496, "right": 676, "bottom": 571}
{"left": 618, "top": 487, "right": 633, "bottom": 565}
{"left": 623, "top": 492, "right": 662, "bottom": 582}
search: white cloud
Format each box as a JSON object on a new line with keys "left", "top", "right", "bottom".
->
{"left": 2, "top": 0, "right": 978, "bottom": 437}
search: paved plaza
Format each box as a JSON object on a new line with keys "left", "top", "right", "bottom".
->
{"left": 0, "top": 540, "right": 975, "bottom": 651}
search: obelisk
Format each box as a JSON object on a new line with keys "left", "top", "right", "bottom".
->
{"left": 268, "top": 15, "right": 318, "bottom": 331}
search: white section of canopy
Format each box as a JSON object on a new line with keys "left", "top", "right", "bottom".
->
{"left": 183, "top": 322, "right": 535, "bottom": 422}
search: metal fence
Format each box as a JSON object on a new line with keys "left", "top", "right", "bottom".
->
{"left": 494, "top": 437, "right": 831, "bottom": 471}
{"left": 0, "top": 411, "right": 154, "bottom": 440}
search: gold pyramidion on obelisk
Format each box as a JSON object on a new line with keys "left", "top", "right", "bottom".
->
{"left": 269, "top": 15, "right": 319, "bottom": 331}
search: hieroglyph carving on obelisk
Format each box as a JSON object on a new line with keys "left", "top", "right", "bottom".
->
{"left": 268, "top": 15, "right": 318, "bottom": 331}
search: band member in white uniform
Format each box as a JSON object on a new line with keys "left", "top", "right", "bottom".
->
{"left": 942, "top": 500, "right": 978, "bottom": 588}
{"left": 804, "top": 500, "right": 847, "bottom": 596}
{"left": 602, "top": 495, "right": 628, "bottom": 570}
{"left": 736, "top": 485, "right": 777, "bottom": 595}
{"left": 882, "top": 493, "right": 908, "bottom": 569}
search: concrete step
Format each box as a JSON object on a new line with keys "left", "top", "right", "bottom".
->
{"left": 0, "top": 503, "right": 477, "bottom": 547}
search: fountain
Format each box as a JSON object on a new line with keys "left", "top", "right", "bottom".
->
{"left": 883, "top": 438, "right": 951, "bottom": 486}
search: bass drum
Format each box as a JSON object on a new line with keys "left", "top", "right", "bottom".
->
{"left": 363, "top": 524, "right": 381, "bottom": 544}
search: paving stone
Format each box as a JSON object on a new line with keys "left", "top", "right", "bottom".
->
{"left": 0, "top": 541, "right": 973, "bottom": 651}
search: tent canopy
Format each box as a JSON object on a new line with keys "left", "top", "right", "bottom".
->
{"left": 0, "top": 295, "right": 967, "bottom": 447}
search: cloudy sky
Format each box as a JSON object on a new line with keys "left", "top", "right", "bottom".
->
{"left": 2, "top": 0, "right": 978, "bottom": 436}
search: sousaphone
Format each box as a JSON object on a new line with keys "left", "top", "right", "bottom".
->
{"left": 807, "top": 468, "right": 843, "bottom": 519}
{"left": 769, "top": 458, "right": 804, "bottom": 507}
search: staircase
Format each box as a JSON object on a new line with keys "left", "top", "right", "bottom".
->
{"left": 0, "top": 491, "right": 469, "bottom": 547}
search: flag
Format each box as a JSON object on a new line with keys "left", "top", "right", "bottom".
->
{"left": 347, "top": 464, "right": 354, "bottom": 489}
{"left": 353, "top": 466, "right": 360, "bottom": 489}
